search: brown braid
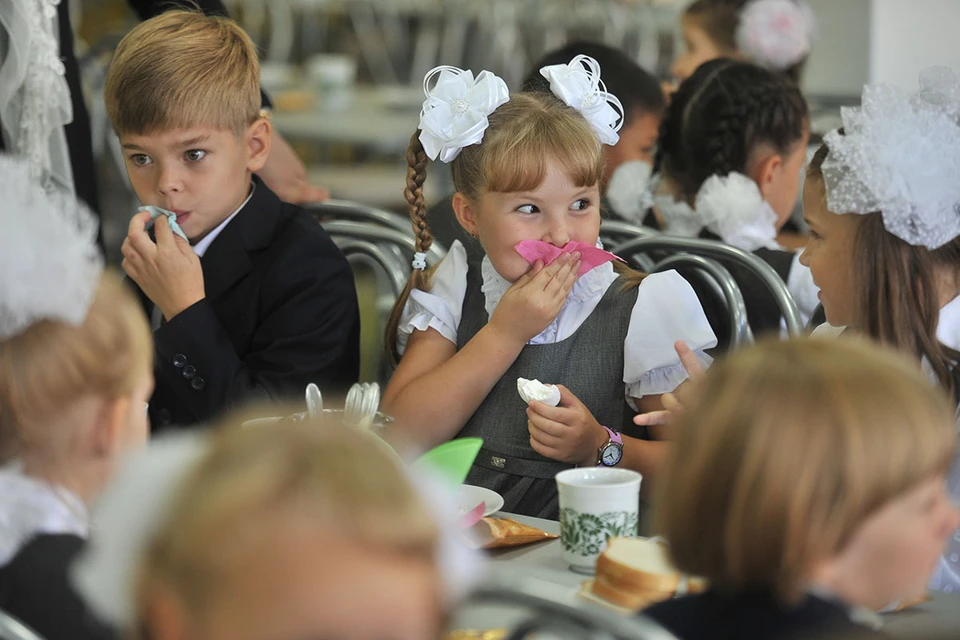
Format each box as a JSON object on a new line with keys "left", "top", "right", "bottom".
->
{"left": 385, "top": 131, "right": 435, "bottom": 366}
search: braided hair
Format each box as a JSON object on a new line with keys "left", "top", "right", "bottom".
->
{"left": 654, "top": 58, "right": 808, "bottom": 203}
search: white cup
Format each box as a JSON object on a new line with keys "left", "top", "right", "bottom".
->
{"left": 556, "top": 467, "right": 642, "bottom": 573}
{"left": 305, "top": 54, "right": 357, "bottom": 111}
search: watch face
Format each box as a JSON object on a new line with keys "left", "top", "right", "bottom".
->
{"left": 601, "top": 443, "right": 623, "bottom": 466}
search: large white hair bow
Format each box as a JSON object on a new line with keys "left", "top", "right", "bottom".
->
{"left": 822, "top": 66, "right": 960, "bottom": 249}
{"left": 418, "top": 66, "right": 510, "bottom": 163}
{"left": 654, "top": 172, "right": 779, "bottom": 252}
{"left": 539, "top": 55, "right": 624, "bottom": 146}
{"left": 736, "top": 0, "right": 816, "bottom": 71}
{"left": 0, "top": 155, "right": 103, "bottom": 340}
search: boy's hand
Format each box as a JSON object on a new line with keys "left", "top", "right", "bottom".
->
{"left": 527, "top": 385, "right": 607, "bottom": 466}
{"left": 488, "top": 252, "right": 581, "bottom": 346}
{"left": 257, "top": 130, "right": 329, "bottom": 203}
{"left": 121, "top": 211, "right": 205, "bottom": 320}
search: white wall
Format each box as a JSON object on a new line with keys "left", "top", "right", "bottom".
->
{"left": 804, "top": 0, "right": 871, "bottom": 97}
{"left": 869, "top": 0, "right": 960, "bottom": 89}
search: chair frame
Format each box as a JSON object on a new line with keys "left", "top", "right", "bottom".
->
{"left": 612, "top": 235, "right": 804, "bottom": 336}
{"left": 651, "top": 253, "right": 752, "bottom": 348}
{"left": 0, "top": 611, "right": 45, "bottom": 640}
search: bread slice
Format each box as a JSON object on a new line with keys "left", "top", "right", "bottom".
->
{"left": 590, "top": 537, "right": 682, "bottom": 610}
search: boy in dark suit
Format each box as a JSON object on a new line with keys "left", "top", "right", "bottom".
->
{"left": 106, "top": 10, "right": 360, "bottom": 430}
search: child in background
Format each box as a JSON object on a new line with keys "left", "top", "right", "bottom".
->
{"left": 0, "top": 156, "right": 153, "bottom": 640}
{"left": 383, "top": 58, "right": 716, "bottom": 519}
{"left": 106, "top": 10, "right": 360, "bottom": 430}
{"left": 800, "top": 67, "right": 960, "bottom": 593}
{"left": 645, "top": 338, "right": 959, "bottom": 640}
{"left": 73, "top": 415, "right": 462, "bottom": 640}
{"left": 522, "top": 41, "right": 665, "bottom": 206}
{"left": 651, "top": 58, "right": 818, "bottom": 334}
{"left": 671, "top": 0, "right": 815, "bottom": 85}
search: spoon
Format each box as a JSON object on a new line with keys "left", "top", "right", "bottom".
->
{"left": 305, "top": 383, "right": 323, "bottom": 419}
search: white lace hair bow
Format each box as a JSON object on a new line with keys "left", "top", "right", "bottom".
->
{"left": 655, "top": 172, "right": 779, "bottom": 252}
{"left": 539, "top": 55, "right": 624, "bottom": 146}
{"left": 736, "top": 0, "right": 816, "bottom": 72}
{"left": 0, "top": 155, "right": 103, "bottom": 340}
{"left": 418, "top": 66, "right": 510, "bottom": 163}
{"left": 822, "top": 66, "right": 960, "bottom": 249}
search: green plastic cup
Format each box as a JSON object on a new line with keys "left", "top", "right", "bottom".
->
{"left": 414, "top": 437, "right": 483, "bottom": 488}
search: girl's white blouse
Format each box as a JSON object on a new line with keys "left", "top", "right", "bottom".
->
{"left": 397, "top": 241, "right": 718, "bottom": 403}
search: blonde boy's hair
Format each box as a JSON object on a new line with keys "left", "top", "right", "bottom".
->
{"left": 104, "top": 10, "right": 261, "bottom": 137}
{"left": 135, "top": 413, "right": 439, "bottom": 621}
{"left": 0, "top": 270, "right": 152, "bottom": 459}
{"left": 656, "top": 338, "right": 957, "bottom": 604}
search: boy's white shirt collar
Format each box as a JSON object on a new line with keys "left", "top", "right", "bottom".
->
{"left": 190, "top": 182, "right": 255, "bottom": 258}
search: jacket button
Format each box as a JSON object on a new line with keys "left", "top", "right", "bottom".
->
{"left": 191, "top": 377, "right": 205, "bottom": 390}
{"left": 157, "top": 409, "right": 172, "bottom": 426}
{"left": 182, "top": 365, "right": 196, "bottom": 379}
{"left": 172, "top": 354, "right": 187, "bottom": 368}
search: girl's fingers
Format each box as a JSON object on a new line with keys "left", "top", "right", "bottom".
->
{"left": 633, "top": 410, "right": 671, "bottom": 427}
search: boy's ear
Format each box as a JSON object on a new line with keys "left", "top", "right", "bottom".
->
{"left": 452, "top": 192, "right": 479, "bottom": 237}
{"left": 91, "top": 396, "right": 128, "bottom": 458}
{"left": 246, "top": 117, "right": 272, "bottom": 173}
{"left": 750, "top": 151, "right": 784, "bottom": 201}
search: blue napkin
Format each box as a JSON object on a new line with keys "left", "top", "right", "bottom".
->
{"left": 139, "top": 206, "right": 189, "bottom": 242}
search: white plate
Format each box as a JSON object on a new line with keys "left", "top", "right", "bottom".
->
{"left": 457, "top": 484, "right": 504, "bottom": 517}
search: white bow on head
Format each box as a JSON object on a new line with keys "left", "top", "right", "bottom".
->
{"left": 822, "top": 66, "right": 960, "bottom": 249}
{"left": 418, "top": 66, "right": 510, "bottom": 163}
{"left": 539, "top": 55, "right": 624, "bottom": 146}
{"left": 736, "top": 0, "right": 816, "bottom": 72}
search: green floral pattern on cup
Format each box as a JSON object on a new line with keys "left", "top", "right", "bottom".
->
{"left": 559, "top": 508, "right": 639, "bottom": 557}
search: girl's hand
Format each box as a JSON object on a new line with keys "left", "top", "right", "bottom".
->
{"left": 527, "top": 385, "right": 607, "bottom": 466}
{"left": 632, "top": 341, "right": 704, "bottom": 427}
{"left": 488, "top": 252, "right": 581, "bottom": 345}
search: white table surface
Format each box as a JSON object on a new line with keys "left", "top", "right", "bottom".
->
{"left": 451, "top": 513, "right": 960, "bottom": 637}
{"left": 271, "top": 87, "right": 420, "bottom": 153}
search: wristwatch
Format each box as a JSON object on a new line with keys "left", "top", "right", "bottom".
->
{"left": 597, "top": 426, "right": 623, "bottom": 467}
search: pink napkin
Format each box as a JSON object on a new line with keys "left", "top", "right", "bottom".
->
{"left": 459, "top": 502, "right": 486, "bottom": 530}
{"left": 515, "top": 240, "right": 623, "bottom": 277}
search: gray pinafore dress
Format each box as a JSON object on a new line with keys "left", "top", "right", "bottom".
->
{"left": 455, "top": 260, "right": 639, "bottom": 519}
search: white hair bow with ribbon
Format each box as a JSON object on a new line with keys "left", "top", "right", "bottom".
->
{"left": 418, "top": 66, "right": 510, "bottom": 163}
{"left": 539, "top": 55, "right": 624, "bottom": 146}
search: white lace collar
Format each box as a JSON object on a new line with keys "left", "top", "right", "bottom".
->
{"left": 479, "top": 254, "right": 618, "bottom": 344}
{"left": 937, "top": 294, "right": 960, "bottom": 352}
{"left": 0, "top": 462, "right": 89, "bottom": 566}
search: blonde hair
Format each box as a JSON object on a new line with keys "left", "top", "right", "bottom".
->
{"left": 384, "top": 92, "right": 608, "bottom": 363}
{"left": 656, "top": 338, "right": 956, "bottom": 604}
{"left": 0, "top": 270, "right": 152, "bottom": 460}
{"left": 135, "top": 412, "right": 438, "bottom": 624}
{"left": 104, "top": 9, "right": 261, "bottom": 137}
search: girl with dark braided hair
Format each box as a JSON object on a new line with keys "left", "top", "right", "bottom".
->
{"left": 382, "top": 59, "right": 716, "bottom": 519}
{"left": 651, "top": 58, "right": 816, "bottom": 335}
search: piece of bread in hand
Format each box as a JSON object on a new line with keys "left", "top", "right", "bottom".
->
{"left": 591, "top": 537, "right": 682, "bottom": 610}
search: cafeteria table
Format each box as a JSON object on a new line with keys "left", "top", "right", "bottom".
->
{"left": 450, "top": 513, "right": 960, "bottom": 637}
